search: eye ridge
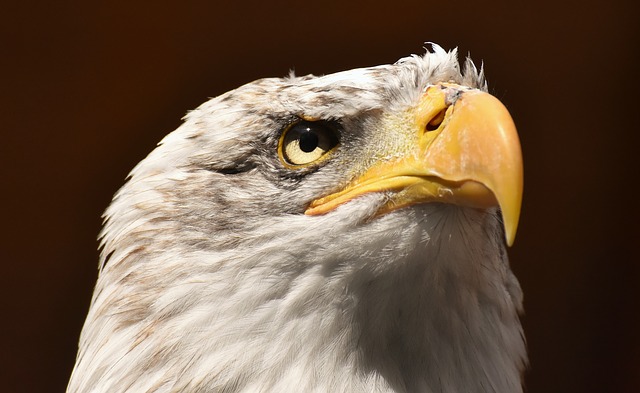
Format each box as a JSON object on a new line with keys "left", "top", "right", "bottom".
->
{"left": 279, "top": 120, "right": 340, "bottom": 167}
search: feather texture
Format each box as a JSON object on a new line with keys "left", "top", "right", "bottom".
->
{"left": 68, "top": 45, "right": 526, "bottom": 393}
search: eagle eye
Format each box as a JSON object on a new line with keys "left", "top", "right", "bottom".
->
{"left": 279, "top": 121, "right": 339, "bottom": 167}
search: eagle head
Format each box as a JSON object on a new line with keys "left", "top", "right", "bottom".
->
{"left": 68, "top": 45, "right": 526, "bottom": 393}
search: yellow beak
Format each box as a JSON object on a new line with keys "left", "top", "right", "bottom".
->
{"left": 305, "top": 84, "right": 523, "bottom": 246}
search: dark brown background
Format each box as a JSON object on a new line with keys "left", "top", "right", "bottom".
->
{"left": 2, "top": 1, "right": 638, "bottom": 392}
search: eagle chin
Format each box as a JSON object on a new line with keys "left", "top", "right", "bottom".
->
{"left": 68, "top": 45, "right": 526, "bottom": 393}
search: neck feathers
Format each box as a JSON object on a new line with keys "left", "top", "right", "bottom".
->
{"left": 69, "top": 203, "right": 526, "bottom": 392}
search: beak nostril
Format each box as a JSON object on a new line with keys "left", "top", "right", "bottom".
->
{"left": 426, "top": 109, "right": 446, "bottom": 131}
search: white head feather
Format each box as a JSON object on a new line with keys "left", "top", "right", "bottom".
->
{"left": 68, "top": 45, "right": 526, "bottom": 393}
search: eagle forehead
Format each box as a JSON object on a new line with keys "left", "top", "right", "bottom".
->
{"left": 298, "top": 48, "right": 479, "bottom": 90}
{"left": 180, "top": 46, "right": 482, "bottom": 137}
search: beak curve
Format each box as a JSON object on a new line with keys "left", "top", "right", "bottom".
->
{"left": 306, "top": 84, "right": 524, "bottom": 246}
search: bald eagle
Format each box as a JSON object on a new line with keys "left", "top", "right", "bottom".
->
{"left": 68, "top": 45, "right": 526, "bottom": 393}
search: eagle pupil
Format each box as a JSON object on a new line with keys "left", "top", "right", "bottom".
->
{"left": 299, "top": 129, "right": 318, "bottom": 153}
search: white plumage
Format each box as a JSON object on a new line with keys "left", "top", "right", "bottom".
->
{"left": 68, "top": 45, "right": 526, "bottom": 392}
